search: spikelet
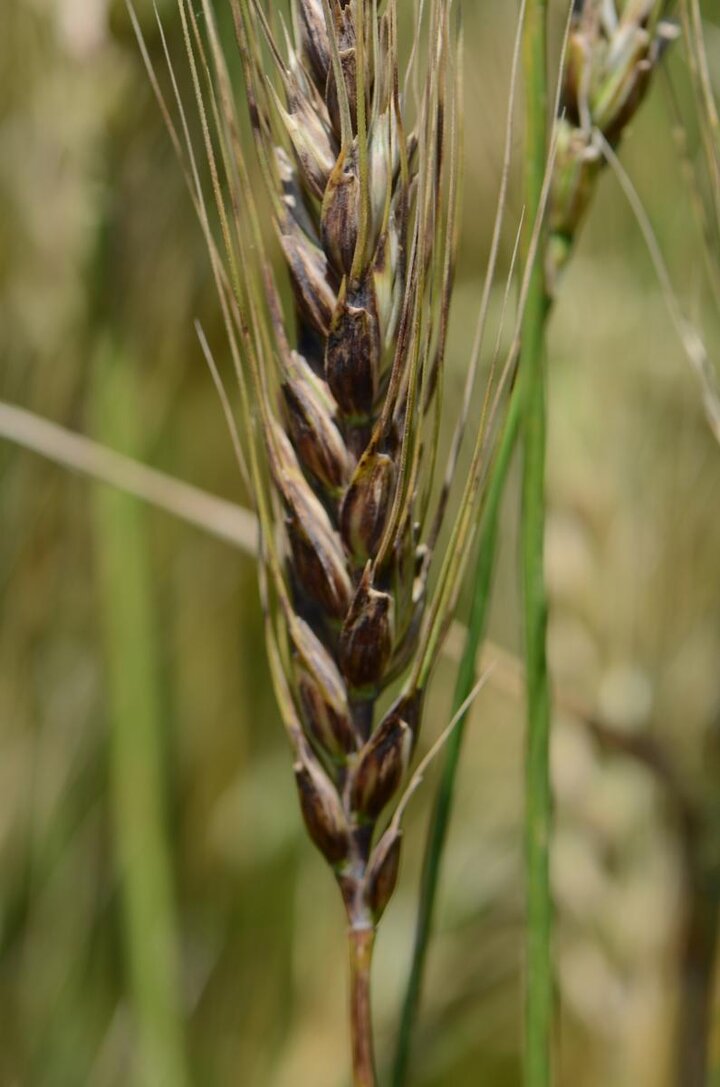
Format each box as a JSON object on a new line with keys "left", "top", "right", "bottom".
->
{"left": 549, "top": 0, "right": 677, "bottom": 285}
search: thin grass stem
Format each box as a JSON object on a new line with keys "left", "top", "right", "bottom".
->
{"left": 90, "top": 343, "right": 187, "bottom": 1087}
{"left": 520, "top": 1, "right": 553, "bottom": 1084}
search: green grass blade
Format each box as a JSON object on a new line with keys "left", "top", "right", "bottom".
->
{"left": 520, "top": 1, "right": 552, "bottom": 1083}
{"left": 392, "top": 388, "right": 523, "bottom": 1087}
{"left": 90, "top": 343, "right": 188, "bottom": 1087}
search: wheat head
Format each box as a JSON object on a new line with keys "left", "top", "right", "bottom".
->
{"left": 224, "top": 0, "right": 463, "bottom": 929}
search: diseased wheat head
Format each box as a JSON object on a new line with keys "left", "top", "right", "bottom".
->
{"left": 231, "top": 0, "right": 460, "bottom": 929}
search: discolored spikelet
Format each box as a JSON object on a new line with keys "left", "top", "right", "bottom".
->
{"left": 339, "top": 565, "right": 394, "bottom": 692}
{"left": 326, "top": 278, "right": 382, "bottom": 420}
{"left": 294, "top": 747, "right": 351, "bottom": 866}
{"left": 365, "top": 827, "right": 403, "bottom": 922}
{"left": 322, "top": 147, "right": 361, "bottom": 275}
{"left": 339, "top": 445, "right": 396, "bottom": 563}
{"left": 281, "top": 353, "right": 352, "bottom": 493}
{"left": 292, "top": 617, "right": 357, "bottom": 758}
{"left": 350, "top": 708, "right": 413, "bottom": 821}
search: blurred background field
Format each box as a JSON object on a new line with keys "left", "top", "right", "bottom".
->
{"left": 1, "top": 2, "right": 720, "bottom": 1085}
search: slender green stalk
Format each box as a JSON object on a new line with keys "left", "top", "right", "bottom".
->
{"left": 520, "top": 2, "right": 552, "bottom": 1085}
{"left": 91, "top": 343, "right": 187, "bottom": 1087}
{"left": 392, "top": 387, "right": 523, "bottom": 1087}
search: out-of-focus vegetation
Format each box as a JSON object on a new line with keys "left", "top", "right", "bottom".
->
{"left": 1, "top": 2, "right": 719, "bottom": 1085}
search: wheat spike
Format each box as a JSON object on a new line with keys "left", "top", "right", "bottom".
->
{"left": 209, "top": 0, "right": 462, "bottom": 918}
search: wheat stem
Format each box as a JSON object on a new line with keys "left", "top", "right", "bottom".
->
{"left": 348, "top": 927, "right": 377, "bottom": 1087}
{"left": 90, "top": 344, "right": 187, "bottom": 1087}
{"left": 521, "top": 1, "right": 553, "bottom": 1084}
